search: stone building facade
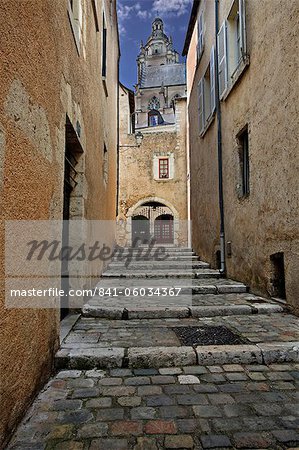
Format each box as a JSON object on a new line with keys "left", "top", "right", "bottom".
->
{"left": 0, "top": 0, "right": 119, "bottom": 446}
{"left": 118, "top": 19, "right": 188, "bottom": 246}
{"left": 183, "top": 0, "right": 299, "bottom": 312}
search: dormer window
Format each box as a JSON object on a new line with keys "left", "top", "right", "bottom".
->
{"left": 149, "top": 112, "right": 159, "bottom": 127}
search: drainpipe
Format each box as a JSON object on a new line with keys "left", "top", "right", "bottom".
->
{"left": 214, "top": 0, "right": 226, "bottom": 275}
{"left": 116, "top": 54, "right": 120, "bottom": 217}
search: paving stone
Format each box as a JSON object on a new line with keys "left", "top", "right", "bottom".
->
{"left": 164, "top": 435, "right": 194, "bottom": 448}
{"left": 208, "top": 393, "right": 235, "bottom": 405}
{"left": 110, "top": 420, "right": 143, "bottom": 436}
{"left": 97, "top": 408, "right": 124, "bottom": 420}
{"left": 72, "top": 388, "right": 100, "bottom": 398}
{"left": 134, "top": 368, "right": 159, "bottom": 376}
{"left": 52, "top": 399, "right": 82, "bottom": 411}
{"left": 225, "top": 372, "right": 248, "bottom": 381}
{"left": 151, "top": 376, "right": 176, "bottom": 384}
{"left": 252, "top": 403, "right": 282, "bottom": 416}
{"left": 183, "top": 366, "right": 208, "bottom": 374}
{"left": 99, "top": 386, "right": 136, "bottom": 396}
{"left": 54, "top": 441, "right": 84, "bottom": 450}
{"left": 176, "top": 418, "right": 197, "bottom": 433}
{"left": 223, "top": 364, "right": 244, "bottom": 372}
{"left": 223, "top": 404, "right": 253, "bottom": 418}
{"left": 86, "top": 397, "right": 112, "bottom": 408}
{"left": 207, "top": 366, "right": 223, "bottom": 373}
{"left": 233, "top": 432, "right": 275, "bottom": 448}
{"left": 67, "top": 378, "right": 94, "bottom": 388}
{"left": 131, "top": 406, "right": 157, "bottom": 419}
{"left": 76, "top": 422, "right": 108, "bottom": 438}
{"left": 193, "top": 405, "right": 222, "bottom": 418}
{"left": 57, "top": 410, "right": 93, "bottom": 425}
{"left": 134, "top": 437, "right": 158, "bottom": 450}
{"left": 266, "top": 371, "right": 295, "bottom": 381}
{"left": 110, "top": 368, "right": 133, "bottom": 377}
{"left": 160, "top": 406, "right": 189, "bottom": 418}
{"left": 159, "top": 367, "right": 182, "bottom": 375}
{"left": 178, "top": 375, "right": 200, "bottom": 384}
{"left": 177, "top": 394, "right": 208, "bottom": 405}
{"left": 146, "top": 395, "right": 176, "bottom": 407}
{"left": 201, "top": 434, "right": 232, "bottom": 448}
{"left": 145, "top": 420, "right": 177, "bottom": 434}
{"left": 125, "top": 376, "right": 151, "bottom": 385}
{"left": 86, "top": 369, "right": 106, "bottom": 378}
{"left": 248, "top": 372, "right": 267, "bottom": 381}
{"left": 193, "top": 384, "right": 218, "bottom": 393}
{"left": 90, "top": 439, "right": 128, "bottom": 449}
{"left": 212, "top": 418, "right": 243, "bottom": 432}
{"left": 56, "top": 370, "right": 82, "bottom": 379}
{"left": 164, "top": 385, "right": 192, "bottom": 395}
{"left": 137, "top": 385, "right": 163, "bottom": 396}
{"left": 98, "top": 377, "right": 123, "bottom": 385}
{"left": 242, "top": 416, "right": 278, "bottom": 431}
{"left": 118, "top": 396, "right": 142, "bottom": 406}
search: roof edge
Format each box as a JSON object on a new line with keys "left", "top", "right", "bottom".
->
{"left": 182, "top": 0, "right": 201, "bottom": 56}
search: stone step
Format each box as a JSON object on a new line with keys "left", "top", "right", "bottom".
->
{"left": 82, "top": 303, "right": 284, "bottom": 319}
{"left": 102, "top": 269, "right": 221, "bottom": 279}
{"left": 108, "top": 261, "right": 209, "bottom": 269}
{"left": 55, "top": 341, "right": 299, "bottom": 370}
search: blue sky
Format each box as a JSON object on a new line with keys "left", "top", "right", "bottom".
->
{"left": 118, "top": 0, "right": 192, "bottom": 89}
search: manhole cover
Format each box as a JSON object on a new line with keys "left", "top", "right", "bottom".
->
{"left": 172, "top": 325, "right": 245, "bottom": 346}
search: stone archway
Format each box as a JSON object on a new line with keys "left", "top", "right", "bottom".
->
{"left": 126, "top": 197, "right": 179, "bottom": 246}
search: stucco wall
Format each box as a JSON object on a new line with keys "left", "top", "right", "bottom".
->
{"left": 187, "top": 0, "right": 299, "bottom": 312}
{"left": 0, "top": 1, "right": 119, "bottom": 447}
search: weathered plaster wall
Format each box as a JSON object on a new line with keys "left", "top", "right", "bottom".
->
{"left": 187, "top": 0, "right": 299, "bottom": 311}
{"left": 0, "top": 0, "right": 119, "bottom": 447}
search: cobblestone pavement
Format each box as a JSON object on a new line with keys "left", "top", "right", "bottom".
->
{"left": 8, "top": 363, "right": 299, "bottom": 449}
{"left": 60, "top": 313, "right": 299, "bottom": 349}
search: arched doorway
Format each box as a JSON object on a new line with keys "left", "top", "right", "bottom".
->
{"left": 132, "top": 215, "right": 150, "bottom": 246}
{"left": 154, "top": 214, "right": 174, "bottom": 244}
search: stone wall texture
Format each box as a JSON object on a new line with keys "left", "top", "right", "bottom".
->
{"left": 187, "top": 0, "right": 299, "bottom": 312}
{"left": 0, "top": 1, "right": 119, "bottom": 447}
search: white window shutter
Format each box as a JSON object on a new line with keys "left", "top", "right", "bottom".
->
{"left": 210, "top": 46, "right": 216, "bottom": 113}
{"left": 198, "top": 78, "right": 204, "bottom": 133}
{"left": 169, "top": 155, "right": 174, "bottom": 179}
{"left": 217, "top": 21, "right": 228, "bottom": 98}
{"left": 153, "top": 156, "right": 159, "bottom": 179}
{"left": 239, "top": 0, "right": 247, "bottom": 56}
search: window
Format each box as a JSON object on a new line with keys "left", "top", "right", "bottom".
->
{"left": 102, "top": 13, "right": 107, "bottom": 78}
{"left": 153, "top": 154, "right": 174, "bottom": 180}
{"left": 217, "top": 0, "right": 247, "bottom": 98}
{"left": 197, "top": 12, "right": 204, "bottom": 63}
{"left": 148, "top": 109, "right": 162, "bottom": 127}
{"left": 159, "top": 158, "right": 169, "bottom": 179}
{"left": 198, "top": 46, "right": 216, "bottom": 134}
{"left": 238, "top": 127, "right": 250, "bottom": 197}
{"left": 68, "top": 0, "right": 83, "bottom": 54}
{"left": 148, "top": 96, "right": 160, "bottom": 110}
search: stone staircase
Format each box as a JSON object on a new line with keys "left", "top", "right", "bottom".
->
{"left": 56, "top": 247, "right": 298, "bottom": 370}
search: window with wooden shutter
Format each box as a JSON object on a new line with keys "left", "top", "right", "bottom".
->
{"left": 198, "top": 79, "right": 204, "bottom": 134}
{"left": 217, "top": 21, "right": 228, "bottom": 98}
{"left": 239, "top": 0, "right": 247, "bottom": 57}
{"left": 210, "top": 46, "right": 216, "bottom": 114}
